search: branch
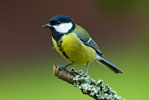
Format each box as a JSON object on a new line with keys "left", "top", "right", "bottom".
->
{"left": 53, "top": 65, "right": 125, "bottom": 100}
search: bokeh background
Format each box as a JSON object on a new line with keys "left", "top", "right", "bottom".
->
{"left": 0, "top": 0, "right": 149, "bottom": 100}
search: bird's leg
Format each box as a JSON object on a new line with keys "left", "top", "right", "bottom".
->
{"left": 83, "top": 62, "right": 90, "bottom": 77}
{"left": 57, "top": 62, "right": 73, "bottom": 70}
{"left": 63, "top": 62, "right": 73, "bottom": 68}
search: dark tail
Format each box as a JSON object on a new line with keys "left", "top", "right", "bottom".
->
{"left": 97, "top": 56, "right": 123, "bottom": 73}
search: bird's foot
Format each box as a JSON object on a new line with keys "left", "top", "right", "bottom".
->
{"left": 82, "top": 72, "right": 88, "bottom": 77}
{"left": 56, "top": 63, "right": 73, "bottom": 71}
{"left": 56, "top": 65, "right": 64, "bottom": 71}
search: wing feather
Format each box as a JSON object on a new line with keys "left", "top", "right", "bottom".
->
{"left": 74, "top": 25, "right": 103, "bottom": 55}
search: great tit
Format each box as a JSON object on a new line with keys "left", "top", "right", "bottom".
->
{"left": 43, "top": 15, "right": 123, "bottom": 76}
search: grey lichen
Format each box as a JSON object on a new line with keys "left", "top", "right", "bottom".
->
{"left": 70, "top": 68, "right": 125, "bottom": 100}
{"left": 54, "top": 65, "right": 125, "bottom": 100}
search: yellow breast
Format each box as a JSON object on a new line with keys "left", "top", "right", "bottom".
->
{"left": 52, "top": 33, "right": 96, "bottom": 64}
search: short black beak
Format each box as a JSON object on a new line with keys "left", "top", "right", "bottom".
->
{"left": 42, "top": 23, "right": 52, "bottom": 28}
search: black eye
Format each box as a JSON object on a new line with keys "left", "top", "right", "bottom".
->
{"left": 50, "top": 21, "right": 60, "bottom": 25}
{"left": 56, "top": 22, "right": 60, "bottom": 24}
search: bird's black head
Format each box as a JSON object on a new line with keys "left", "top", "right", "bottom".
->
{"left": 43, "top": 15, "right": 75, "bottom": 34}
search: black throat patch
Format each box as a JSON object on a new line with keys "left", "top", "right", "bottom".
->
{"left": 50, "top": 28, "right": 64, "bottom": 42}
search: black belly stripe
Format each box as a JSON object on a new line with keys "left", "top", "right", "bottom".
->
{"left": 57, "top": 40, "right": 69, "bottom": 59}
{"left": 62, "top": 51, "right": 69, "bottom": 59}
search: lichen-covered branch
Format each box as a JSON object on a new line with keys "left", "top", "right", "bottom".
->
{"left": 53, "top": 65, "right": 125, "bottom": 100}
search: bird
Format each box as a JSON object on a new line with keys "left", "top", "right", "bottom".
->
{"left": 43, "top": 15, "right": 123, "bottom": 76}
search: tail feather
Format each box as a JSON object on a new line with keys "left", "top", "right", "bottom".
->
{"left": 97, "top": 56, "right": 123, "bottom": 73}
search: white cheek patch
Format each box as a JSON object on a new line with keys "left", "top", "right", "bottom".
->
{"left": 53, "top": 22, "right": 73, "bottom": 33}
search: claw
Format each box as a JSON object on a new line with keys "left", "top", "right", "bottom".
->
{"left": 82, "top": 72, "right": 88, "bottom": 77}
{"left": 56, "top": 62, "right": 73, "bottom": 71}
{"left": 56, "top": 65, "right": 64, "bottom": 71}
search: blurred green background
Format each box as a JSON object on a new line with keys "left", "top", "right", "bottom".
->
{"left": 0, "top": 0, "right": 149, "bottom": 100}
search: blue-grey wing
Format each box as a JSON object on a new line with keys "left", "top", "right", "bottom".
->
{"left": 74, "top": 25, "right": 103, "bottom": 55}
